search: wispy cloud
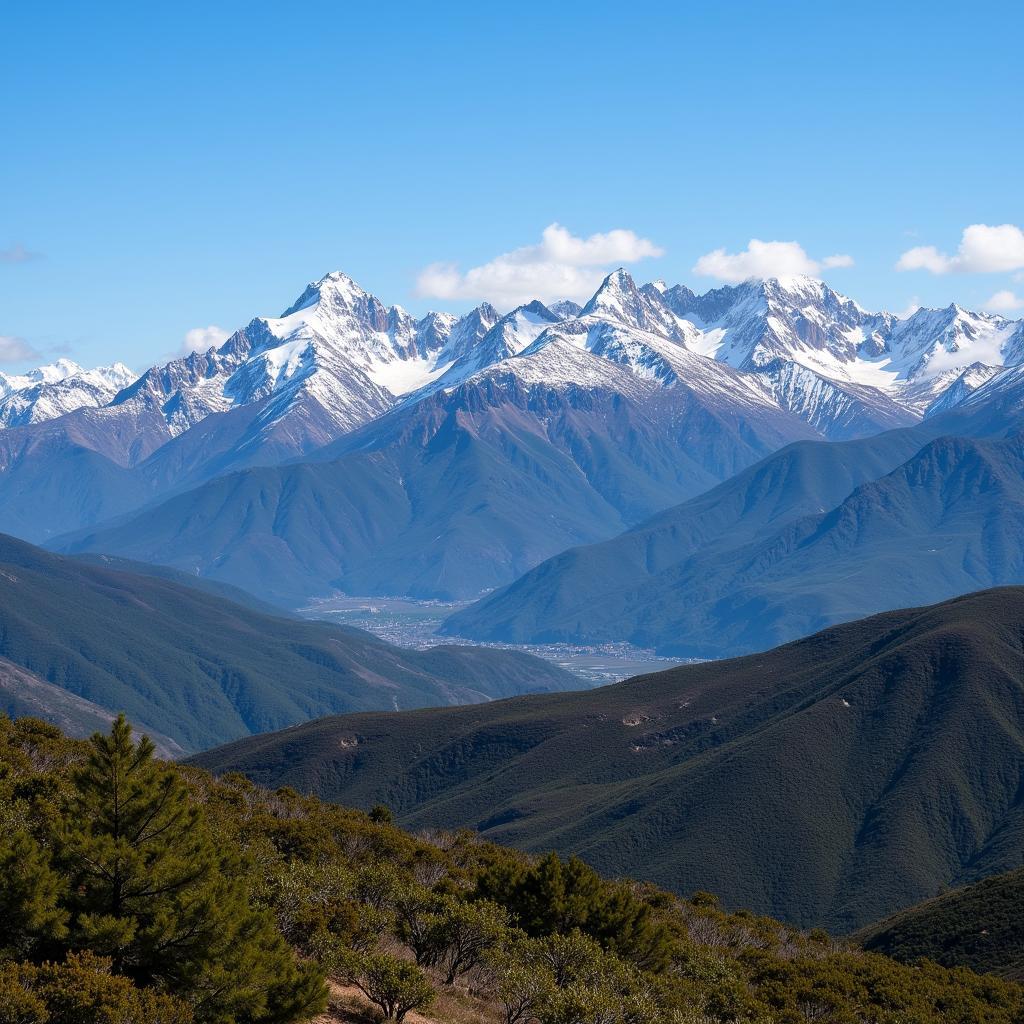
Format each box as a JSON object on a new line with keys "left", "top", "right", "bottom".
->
{"left": 0, "top": 243, "right": 41, "bottom": 264}
{"left": 0, "top": 335, "right": 42, "bottom": 364}
{"left": 897, "top": 223, "right": 1024, "bottom": 274}
{"left": 415, "top": 223, "right": 664, "bottom": 308}
{"left": 183, "top": 325, "right": 230, "bottom": 354}
{"left": 692, "top": 239, "right": 853, "bottom": 283}
{"left": 985, "top": 289, "right": 1024, "bottom": 314}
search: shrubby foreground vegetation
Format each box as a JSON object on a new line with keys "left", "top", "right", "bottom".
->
{"left": 1, "top": 714, "right": 1022, "bottom": 1024}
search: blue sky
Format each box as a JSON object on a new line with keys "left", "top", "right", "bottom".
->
{"left": 2, "top": 0, "right": 1022, "bottom": 371}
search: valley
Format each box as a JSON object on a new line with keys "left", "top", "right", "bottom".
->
{"left": 302, "top": 595, "right": 688, "bottom": 684}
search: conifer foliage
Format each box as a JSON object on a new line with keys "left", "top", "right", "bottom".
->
{"left": 0, "top": 715, "right": 325, "bottom": 1024}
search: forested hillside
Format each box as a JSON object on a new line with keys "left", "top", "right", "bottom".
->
{"left": 195, "top": 587, "right": 1024, "bottom": 932}
{"left": 0, "top": 533, "right": 579, "bottom": 753}
{"left": 857, "top": 869, "right": 1024, "bottom": 981}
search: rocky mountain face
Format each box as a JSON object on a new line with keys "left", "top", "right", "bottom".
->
{"left": 4, "top": 268, "right": 1024, "bottom": 602}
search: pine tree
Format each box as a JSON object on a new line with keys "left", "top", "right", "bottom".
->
{"left": 475, "top": 852, "right": 673, "bottom": 971}
{"left": 57, "top": 715, "right": 325, "bottom": 1023}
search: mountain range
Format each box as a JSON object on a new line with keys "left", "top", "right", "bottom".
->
{"left": 194, "top": 587, "right": 1024, "bottom": 933}
{"left": 7, "top": 263, "right": 1024, "bottom": 951}
{"left": 0, "top": 358, "right": 135, "bottom": 427}
{"left": 5, "top": 268, "right": 1024, "bottom": 607}
{"left": 444, "top": 401, "right": 1024, "bottom": 656}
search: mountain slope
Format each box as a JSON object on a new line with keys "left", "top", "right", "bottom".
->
{"left": 0, "top": 657, "right": 184, "bottom": 757}
{"left": 9, "top": 715, "right": 1023, "bottom": 1024}
{"left": 69, "top": 551, "right": 293, "bottom": 615}
{"left": 447, "top": 400, "right": 1024, "bottom": 656}
{"left": 856, "top": 868, "right": 1024, "bottom": 980}
{"left": 0, "top": 533, "right": 580, "bottom": 752}
{"left": 443, "top": 425, "right": 935, "bottom": 644}
{"left": 194, "top": 588, "right": 1024, "bottom": 932}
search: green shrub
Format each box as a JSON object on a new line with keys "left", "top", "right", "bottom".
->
{"left": 336, "top": 950, "right": 434, "bottom": 1022}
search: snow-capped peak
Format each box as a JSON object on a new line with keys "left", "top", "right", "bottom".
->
{"left": 280, "top": 270, "right": 372, "bottom": 318}
{"left": 0, "top": 360, "right": 139, "bottom": 427}
{"left": 763, "top": 273, "right": 826, "bottom": 295}
{"left": 581, "top": 268, "right": 639, "bottom": 318}
{"left": 549, "top": 298, "right": 584, "bottom": 320}
{"left": 581, "top": 269, "right": 700, "bottom": 346}
{"left": 87, "top": 362, "right": 137, "bottom": 389}
{"left": 0, "top": 358, "right": 84, "bottom": 396}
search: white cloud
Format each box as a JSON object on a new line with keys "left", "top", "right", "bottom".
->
{"left": 985, "top": 289, "right": 1024, "bottom": 313}
{"left": 0, "top": 335, "right": 41, "bottom": 363}
{"left": 532, "top": 223, "right": 663, "bottom": 265}
{"left": 0, "top": 243, "right": 40, "bottom": 264}
{"left": 895, "top": 246, "right": 950, "bottom": 274}
{"left": 692, "top": 239, "right": 854, "bottom": 283}
{"left": 183, "top": 325, "right": 230, "bottom": 354}
{"left": 415, "top": 223, "right": 664, "bottom": 308}
{"left": 897, "top": 223, "right": 1024, "bottom": 274}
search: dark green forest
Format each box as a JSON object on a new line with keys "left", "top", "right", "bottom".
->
{"left": 857, "top": 868, "right": 1024, "bottom": 982}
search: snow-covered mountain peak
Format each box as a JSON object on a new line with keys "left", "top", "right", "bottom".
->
{"left": 0, "top": 360, "right": 139, "bottom": 428}
{"left": 885, "top": 303, "right": 1017, "bottom": 386}
{"left": 581, "top": 268, "right": 640, "bottom": 318}
{"left": 399, "top": 300, "right": 560, "bottom": 402}
{"left": 763, "top": 274, "right": 828, "bottom": 298}
{"left": 36, "top": 357, "right": 85, "bottom": 381}
{"left": 0, "top": 358, "right": 85, "bottom": 396}
{"left": 249, "top": 271, "right": 456, "bottom": 404}
{"left": 437, "top": 304, "right": 500, "bottom": 357}
{"left": 923, "top": 362, "right": 1005, "bottom": 418}
{"left": 549, "top": 299, "right": 583, "bottom": 319}
{"left": 81, "top": 362, "right": 136, "bottom": 389}
{"left": 454, "top": 299, "right": 557, "bottom": 366}
{"left": 503, "top": 314, "right": 779, "bottom": 414}
{"left": 581, "top": 269, "right": 701, "bottom": 346}
{"left": 280, "top": 270, "right": 372, "bottom": 318}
